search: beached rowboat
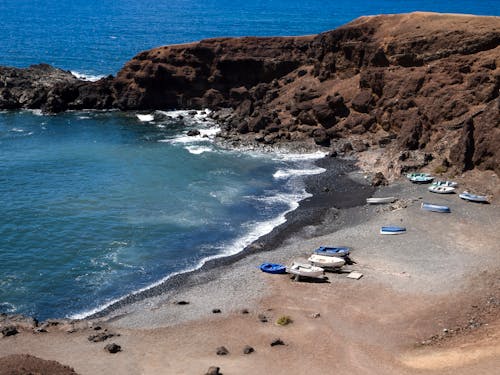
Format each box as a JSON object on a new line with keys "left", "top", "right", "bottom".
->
{"left": 314, "top": 246, "right": 350, "bottom": 257}
{"left": 380, "top": 226, "right": 406, "bottom": 235}
{"left": 260, "top": 263, "right": 287, "bottom": 274}
{"left": 307, "top": 254, "right": 345, "bottom": 268}
{"left": 406, "top": 173, "right": 434, "bottom": 183}
{"left": 428, "top": 185, "right": 455, "bottom": 194}
{"left": 459, "top": 191, "right": 489, "bottom": 203}
{"left": 287, "top": 262, "right": 325, "bottom": 279}
{"left": 366, "top": 197, "right": 397, "bottom": 204}
{"left": 421, "top": 202, "right": 451, "bottom": 213}
{"left": 431, "top": 180, "right": 458, "bottom": 188}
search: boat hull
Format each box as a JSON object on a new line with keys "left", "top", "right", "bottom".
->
{"left": 421, "top": 202, "right": 451, "bottom": 213}
{"left": 314, "top": 246, "right": 350, "bottom": 257}
{"left": 459, "top": 192, "right": 489, "bottom": 203}
{"left": 307, "top": 254, "right": 345, "bottom": 268}
{"left": 380, "top": 226, "right": 406, "bottom": 235}
{"left": 428, "top": 185, "right": 455, "bottom": 194}
{"left": 260, "top": 263, "right": 287, "bottom": 274}
{"left": 287, "top": 262, "right": 324, "bottom": 278}
{"left": 366, "top": 197, "right": 397, "bottom": 204}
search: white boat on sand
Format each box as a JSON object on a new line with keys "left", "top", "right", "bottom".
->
{"left": 287, "top": 262, "right": 324, "bottom": 279}
{"left": 428, "top": 185, "right": 455, "bottom": 194}
{"left": 366, "top": 197, "right": 397, "bottom": 204}
{"left": 307, "top": 254, "right": 345, "bottom": 269}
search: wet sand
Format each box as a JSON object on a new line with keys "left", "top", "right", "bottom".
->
{"left": 1, "top": 159, "right": 499, "bottom": 374}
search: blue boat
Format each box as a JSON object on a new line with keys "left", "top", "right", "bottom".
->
{"left": 314, "top": 246, "right": 350, "bottom": 257}
{"left": 380, "top": 226, "right": 406, "bottom": 235}
{"left": 421, "top": 202, "right": 451, "bottom": 213}
{"left": 260, "top": 263, "right": 287, "bottom": 274}
{"left": 459, "top": 191, "right": 489, "bottom": 203}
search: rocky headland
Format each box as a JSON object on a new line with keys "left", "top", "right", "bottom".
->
{"left": 1, "top": 12, "right": 499, "bottom": 182}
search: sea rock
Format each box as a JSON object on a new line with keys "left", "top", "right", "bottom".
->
{"left": 104, "top": 343, "right": 122, "bottom": 354}
{"left": 1, "top": 326, "right": 18, "bottom": 337}
{"left": 205, "top": 366, "right": 221, "bottom": 375}
{"left": 0, "top": 14, "right": 498, "bottom": 175}
{"left": 258, "top": 314, "right": 268, "bottom": 323}
{"left": 270, "top": 338, "right": 285, "bottom": 346}
{"left": 371, "top": 172, "right": 388, "bottom": 186}
{"left": 187, "top": 129, "right": 201, "bottom": 136}
{"left": 216, "top": 346, "right": 229, "bottom": 355}
{"left": 88, "top": 331, "right": 118, "bottom": 343}
{"left": 243, "top": 345, "right": 255, "bottom": 354}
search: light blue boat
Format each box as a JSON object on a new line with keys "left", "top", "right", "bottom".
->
{"left": 421, "top": 202, "right": 451, "bottom": 213}
{"left": 314, "top": 246, "right": 350, "bottom": 257}
{"left": 459, "top": 191, "right": 489, "bottom": 203}
{"left": 406, "top": 173, "right": 434, "bottom": 184}
{"left": 380, "top": 226, "right": 406, "bottom": 235}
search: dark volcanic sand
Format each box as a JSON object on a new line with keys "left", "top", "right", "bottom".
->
{"left": 89, "top": 156, "right": 374, "bottom": 319}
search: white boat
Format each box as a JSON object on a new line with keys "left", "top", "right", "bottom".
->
{"left": 432, "top": 180, "right": 458, "bottom": 188}
{"left": 366, "top": 197, "right": 397, "bottom": 204}
{"left": 307, "top": 254, "right": 345, "bottom": 268}
{"left": 459, "top": 191, "right": 489, "bottom": 203}
{"left": 406, "top": 173, "right": 434, "bottom": 183}
{"left": 287, "top": 261, "right": 324, "bottom": 278}
{"left": 428, "top": 185, "right": 455, "bottom": 194}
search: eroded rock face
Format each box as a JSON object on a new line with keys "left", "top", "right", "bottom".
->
{"left": 0, "top": 13, "right": 498, "bottom": 175}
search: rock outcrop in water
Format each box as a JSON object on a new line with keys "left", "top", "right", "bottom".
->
{"left": 1, "top": 13, "right": 499, "bottom": 176}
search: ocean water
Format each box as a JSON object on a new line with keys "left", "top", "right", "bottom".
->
{"left": 1, "top": 1, "right": 498, "bottom": 320}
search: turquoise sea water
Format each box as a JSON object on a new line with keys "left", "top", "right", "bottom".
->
{"left": 1, "top": 0, "right": 499, "bottom": 320}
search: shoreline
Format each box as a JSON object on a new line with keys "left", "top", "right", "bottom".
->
{"left": 1, "top": 159, "right": 498, "bottom": 374}
{"left": 86, "top": 155, "right": 375, "bottom": 322}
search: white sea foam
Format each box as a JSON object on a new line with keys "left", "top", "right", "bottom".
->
{"left": 136, "top": 114, "right": 155, "bottom": 122}
{"left": 71, "top": 71, "right": 106, "bottom": 82}
{"left": 273, "top": 167, "right": 326, "bottom": 180}
{"left": 68, "top": 186, "right": 310, "bottom": 320}
{"left": 185, "top": 145, "right": 213, "bottom": 154}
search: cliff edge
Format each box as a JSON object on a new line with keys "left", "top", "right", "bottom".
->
{"left": 1, "top": 12, "right": 499, "bottom": 177}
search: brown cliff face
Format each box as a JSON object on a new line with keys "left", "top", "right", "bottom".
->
{"left": 0, "top": 13, "right": 499, "bottom": 176}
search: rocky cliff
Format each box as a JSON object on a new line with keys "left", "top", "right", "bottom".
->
{"left": 1, "top": 13, "right": 499, "bottom": 176}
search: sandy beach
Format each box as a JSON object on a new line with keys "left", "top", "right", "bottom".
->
{"left": 1, "top": 156, "right": 499, "bottom": 374}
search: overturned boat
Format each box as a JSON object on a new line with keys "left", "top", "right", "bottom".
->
{"left": 459, "top": 191, "right": 489, "bottom": 203}
{"left": 307, "top": 254, "right": 345, "bottom": 269}
{"left": 421, "top": 202, "right": 451, "bottom": 213}
{"left": 380, "top": 226, "right": 406, "bottom": 235}
{"left": 287, "top": 261, "right": 325, "bottom": 279}
{"left": 366, "top": 197, "right": 397, "bottom": 204}
{"left": 314, "top": 246, "right": 350, "bottom": 257}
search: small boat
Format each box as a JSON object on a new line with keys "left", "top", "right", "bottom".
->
{"left": 287, "top": 261, "right": 324, "bottom": 279}
{"left": 380, "top": 226, "right": 406, "bottom": 235}
{"left": 366, "top": 197, "right": 397, "bottom": 204}
{"left": 432, "top": 180, "right": 458, "bottom": 188}
{"left": 314, "top": 246, "right": 350, "bottom": 257}
{"left": 307, "top": 254, "right": 345, "bottom": 269}
{"left": 421, "top": 202, "right": 451, "bottom": 213}
{"left": 260, "top": 263, "right": 287, "bottom": 274}
{"left": 459, "top": 191, "right": 489, "bottom": 203}
{"left": 428, "top": 185, "right": 455, "bottom": 194}
{"left": 406, "top": 173, "right": 434, "bottom": 183}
